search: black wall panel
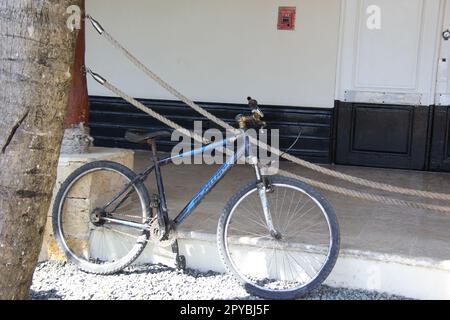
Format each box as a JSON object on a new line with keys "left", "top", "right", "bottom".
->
{"left": 88, "top": 96, "right": 335, "bottom": 164}
{"left": 430, "top": 105, "right": 450, "bottom": 172}
{"left": 335, "top": 102, "right": 431, "bottom": 170}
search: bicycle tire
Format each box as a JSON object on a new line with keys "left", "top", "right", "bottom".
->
{"left": 52, "top": 161, "right": 151, "bottom": 275}
{"left": 217, "top": 175, "right": 340, "bottom": 299}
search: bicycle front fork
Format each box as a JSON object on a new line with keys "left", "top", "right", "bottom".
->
{"left": 252, "top": 160, "right": 282, "bottom": 240}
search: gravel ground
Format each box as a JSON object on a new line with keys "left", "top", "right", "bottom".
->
{"left": 30, "top": 261, "right": 408, "bottom": 300}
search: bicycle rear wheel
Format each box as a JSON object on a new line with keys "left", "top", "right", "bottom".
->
{"left": 217, "top": 176, "right": 340, "bottom": 299}
{"left": 52, "top": 161, "right": 151, "bottom": 275}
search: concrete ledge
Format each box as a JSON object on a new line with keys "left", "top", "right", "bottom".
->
{"left": 328, "top": 251, "right": 450, "bottom": 300}
{"left": 58, "top": 148, "right": 135, "bottom": 165}
{"left": 40, "top": 149, "right": 450, "bottom": 300}
{"left": 40, "top": 147, "right": 135, "bottom": 262}
{"left": 171, "top": 230, "right": 450, "bottom": 300}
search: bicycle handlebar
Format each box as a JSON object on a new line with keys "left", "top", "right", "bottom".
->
{"left": 235, "top": 97, "right": 267, "bottom": 129}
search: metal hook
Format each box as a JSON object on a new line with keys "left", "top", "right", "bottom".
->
{"left": 85, "top": 14, "right": 104, "bottom": 35}
{"left": 84, "top": 67, "right": 107, "bottom": 85}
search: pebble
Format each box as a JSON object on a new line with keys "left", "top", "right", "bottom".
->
{"left": 30, "top": 261, "right": 409, "bottom": 300}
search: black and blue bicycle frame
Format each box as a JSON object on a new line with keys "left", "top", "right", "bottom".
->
{"left": 103, "top": 132, "right": 250, "bottom": 231}
{"left": 170, "top": 135, "right": 246, "bottom": 225}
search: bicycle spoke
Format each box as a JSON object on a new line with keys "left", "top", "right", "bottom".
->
{"left": 237, "top": 209, "right": 267, "bottom": 229}
{"left": 228, "top": 226, "right": 269, "bottom": 238}
{"left": 285, "top": 250, "right": 314, "bottom": 281}
{"left": 103, "top": 225, "right": 140, "bottom": 240}
{"left": 284, "top": 189, "right": 296, "bottom": 230}
{"left": 283, "top": 201, "right": 315, "bottom": 233}
{"left": 244, "top": 202, "right": 266, "bottom": 227}
{"left": 281, "top": 192, "right": 305, "bottom": 233}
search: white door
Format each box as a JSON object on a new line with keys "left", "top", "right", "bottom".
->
{"left": 436, "top": 0, "right": 450, "bottom": 106}
{"left": 336, "top": 0, "right": 443, "bottom": 106}
{"left": 334, "top": 1, "right": 447, "bottom": 170}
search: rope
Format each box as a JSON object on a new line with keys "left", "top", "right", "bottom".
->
{"left": 103, "top": 81, "right": 208, "bottom": 145}
{"left": 93, "top": 76, "right": 450, "bottom": 214}
{"left": 84, "top": 15, "right": 450, "bottom": 213}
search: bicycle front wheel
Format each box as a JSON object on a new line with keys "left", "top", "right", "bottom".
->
{"left": 52, "top": 161, "right": 151, "bottom": 275}
{"left": 217, "top": 176, "right": 340, "bottom": 299}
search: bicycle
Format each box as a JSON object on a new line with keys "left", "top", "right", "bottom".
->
{"left": 52, "top": 98, "right": 340, "bottom": 299}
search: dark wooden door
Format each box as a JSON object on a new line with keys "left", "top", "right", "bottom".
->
{"left": 335, "top": 102, "right": 431, "bottom": 170}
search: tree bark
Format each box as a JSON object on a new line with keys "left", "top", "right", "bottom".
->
{"left": 0, "top": 0, "right": 81, "bottom": 299}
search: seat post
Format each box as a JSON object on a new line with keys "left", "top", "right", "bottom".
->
{"left": 149, "top": 139, "right": 158, "bottom": 162}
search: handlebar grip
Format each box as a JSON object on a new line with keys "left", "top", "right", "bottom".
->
{"left": 247, "top": 96, "right": 258, "bottom": 111}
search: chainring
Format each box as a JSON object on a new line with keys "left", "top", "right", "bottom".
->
{"left": 149, "top": 219, "right": 177, "bottom": 247}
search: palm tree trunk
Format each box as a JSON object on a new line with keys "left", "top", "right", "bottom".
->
{"left": 0, "top": 0, "right": 82, "bottom": 299}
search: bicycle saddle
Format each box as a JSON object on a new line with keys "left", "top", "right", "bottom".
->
{"left": 125, "top": 130, "right": 172, "bottom": 144}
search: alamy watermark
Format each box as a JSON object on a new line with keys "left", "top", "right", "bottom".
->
{"left": 171, "top": 122, "right": 280, "bottom": 174}
{"left": 66, "top": 4, "right": 383, "bottom": 31}
{"left": 66, "top": 5, "right": 81, "bottom": 31}
{"left": 366, "top": 5, "right": 382, "bottom": 30}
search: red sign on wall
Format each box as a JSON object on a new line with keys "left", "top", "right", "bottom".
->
{"left": 278, "top": 7, "right": 296, "bottom": 31}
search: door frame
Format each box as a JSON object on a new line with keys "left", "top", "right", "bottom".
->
{"left": 429, "top": 0, "right": 450, "bottom": 172}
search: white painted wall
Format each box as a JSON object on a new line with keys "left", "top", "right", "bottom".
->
{"left": 86, "top": 0, "right": 341, "bottom": 108}
{"left": 336, "top": 0, "right": 444, "bottom": 106}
